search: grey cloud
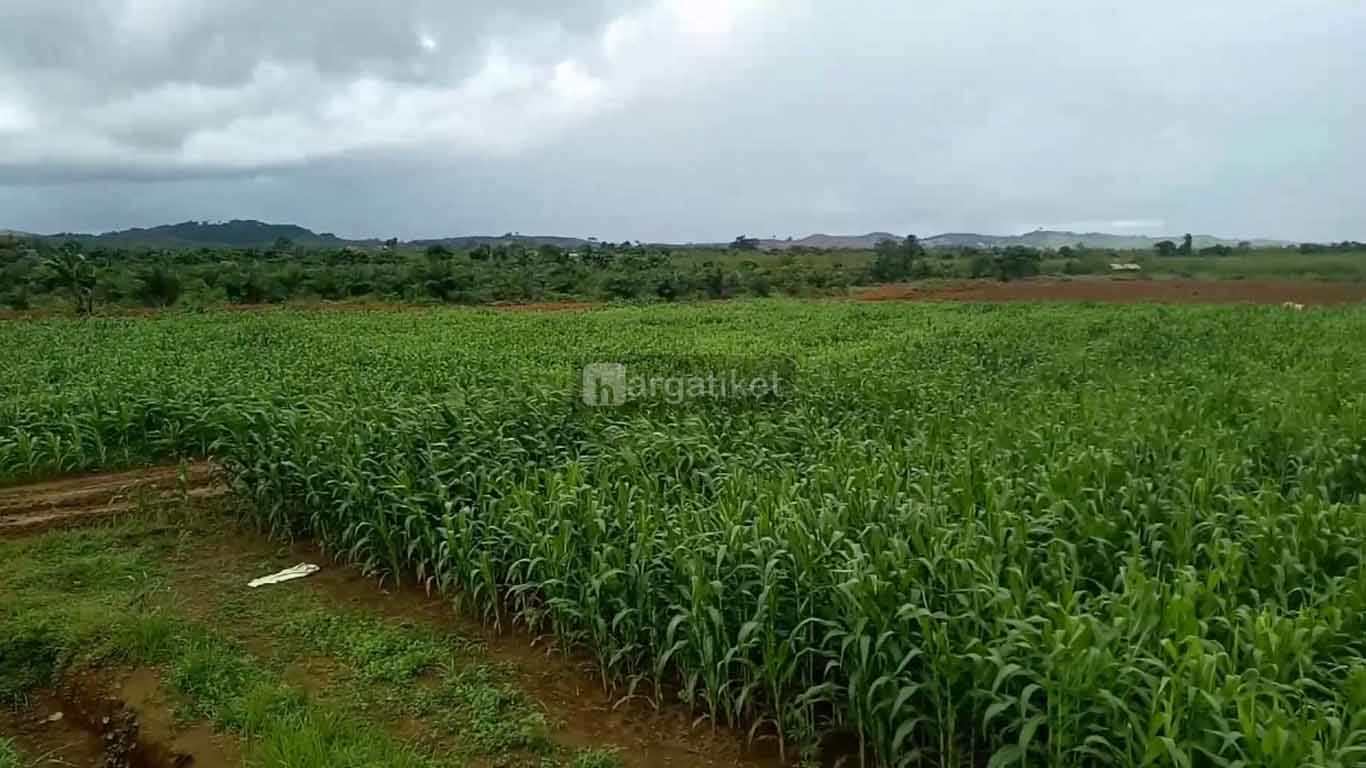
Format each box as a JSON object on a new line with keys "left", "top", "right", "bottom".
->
{"left": 0, "top": 0, "right": 691, "bottom": 173}
{"left": 1, "top": 0, "right": 1363, "bottom": 241}
{"left": 0, "top": 0, "right": 622, "bottom": 88}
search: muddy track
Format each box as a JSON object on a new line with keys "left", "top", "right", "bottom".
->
{"left": 0, "top": 462, "right": 223, "bottom": 535}
{"left": 1, "top": 670, "right": 239, "bottom": 768}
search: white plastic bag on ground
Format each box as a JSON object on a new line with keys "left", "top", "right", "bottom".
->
{"left": 248, "top": 563, "right": 320, "bottom": 588}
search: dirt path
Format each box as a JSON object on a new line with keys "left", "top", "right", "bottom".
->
{"left": 855, "top": 277, "right": 1366, "bottom": 305}
{"left": 0, "top": 462, "right": 222, "bottom": 535}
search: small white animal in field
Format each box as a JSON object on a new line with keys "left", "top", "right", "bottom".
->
{"left": 1282, "top": 302, "right": 1305, "bottom": 311}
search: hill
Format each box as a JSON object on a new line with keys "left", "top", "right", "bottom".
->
{"left": 29, "top": 221, "right": 592, "bottom": 251}
{"left": 766, "top": 230, "right": 1291, "bottom": 251}
{"left": 759, "top": 233, "right": 900, "bottom": 250}
{"left": 928, "top": 230, "right": 1289, "bottom": 250}
{"left": 13, "top": 221, "right": 1294, "bottom": 252}
{"left": 42, "top": 220, "right": 361, "bottom": 249}
{"left": 409, "top": 235, "right": 591, "bottom": 250}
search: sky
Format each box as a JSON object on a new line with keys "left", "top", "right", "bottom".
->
{"left": 0, "top": 0, "right": 1363, "bottom": 242}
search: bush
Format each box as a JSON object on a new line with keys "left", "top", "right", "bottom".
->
{"left": 3, "top": 288, "right": 30, "bottom": 311}
{"left": 870, "top": 236, "right": 924, "bottom": 282}
{"left": 603, "top": 273, "right": 644, "bottom": 300}
{"left": 994, "top": 247, "right": 1042, "bottom": 281}
{"left": 136, "top": 266, "right": 183, "bottom": 307}
{"left": 744, "top": 270, "right": 772, "bottom": 297}
{"left": 969, "top": 253, "right": 996, "bottom": 278}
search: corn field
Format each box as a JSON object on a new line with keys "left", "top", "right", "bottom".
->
{"left": 3, "top": 301, "right": 1366, "bottom": 766}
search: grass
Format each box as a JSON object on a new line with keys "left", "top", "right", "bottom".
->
{"left": 0, "top": 738, "right": 19, "bottom": 768}
{"left": 567, "top": 749, "right": 624, "bottom": 768}
{"left": 0, "top": 513, "right": 625, "bottom": 767}
{"left": 280, "top": 611, "right": 451, "bottom": 684}
{"left": 1133, "top": 251, "right": 1366, "bottom": 280}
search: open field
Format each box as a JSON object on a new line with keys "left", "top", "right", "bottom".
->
{"left": 6, "top": 227, "right": 1365, "bottom": 317}
{"left": 856, "top": 277, "right": 1366, "bottom": 305}
{"left": 5, "top": 274, "right": 1365, "bottom": 323}
{"left": 4, "top": 299, "right": 1366, "bottom": 767}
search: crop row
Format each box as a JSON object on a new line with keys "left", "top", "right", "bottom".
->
{"left": 2, "top": 302, "right": 1365, "bottom": 766}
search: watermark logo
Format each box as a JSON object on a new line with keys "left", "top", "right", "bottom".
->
{"left": 581, "top": 361, "right": 789, "bottom": 407}
{"left": 582, "top": 363, "right": 628, "bottom": 407}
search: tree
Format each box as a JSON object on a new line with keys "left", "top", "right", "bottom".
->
{"left": 968, "top": 252, "right": 995, "bottom": 278}
{"left": 42, "top": 243, "right": 97, "bottom": 315}
{"left": 1154, "top": 240, "right": 1178, "bottom": 258}
{"left": 993, "top": 246, "right": 1042, "bottom": 282}
{"left": 870, "top": 235, "right": 925, "bottom": 282}
{"left": 1179, "top": 233, "right": 1194, "bottom": 256}
{"left": 135, "top": 265, "right": 182, "bottom": 307}
{"left": 310, "top": 268, "right": 346, "bottom": 300}
{"left": 537, "top": 244, "right": 567, "bottom": 264}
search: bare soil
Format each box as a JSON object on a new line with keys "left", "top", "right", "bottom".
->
{"left": 4, "top": 277, "right": 1364, "bottom": 323}
{"left": 0, "top": 690, "right": 105, "bottom": 768}
{"left": 0, "top": 463, "right": 221, "bottom": 535}
{"left": 854, "top": 277, "right": 1366, "bottom": 305}
{"left": 0, "top": 670, "right": 235, "bottom": 768}
{"left": 491, "top": 300, "right": 600, "bottom": 313}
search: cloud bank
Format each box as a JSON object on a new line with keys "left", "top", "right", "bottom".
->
{"left": 1, "top": 0, "right": 1362, "bottom": 241}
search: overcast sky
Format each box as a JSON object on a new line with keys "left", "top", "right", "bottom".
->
{"left": 1, "top": 0, "right": 1362, "bottom": 242}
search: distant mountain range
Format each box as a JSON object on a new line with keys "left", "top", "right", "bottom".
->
{"left": 761, "top": 230, "right": 1291, "bottom": 251}
{"left": 409, "top": 235, "right": 592, "bottom": 250}
{"left": 28, "top": 220, "right": 594, "bottom": 250}
{"left": 10, "top": 220, "right": 1295, "bottom": 251}
{"left": 40, "top": 221, "right": 360, "bottom": 249}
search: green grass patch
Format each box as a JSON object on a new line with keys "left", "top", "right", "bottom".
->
{"left": 567, "top": 749, "right": 624, "bottom": 768}
{"left": 0, "top": 622, "right": 61, "bottom": 706}
{"left": 0, "top": 738, "right": 21, "bottom": 768}
{"left": 248, "top": 706, "right": 440, "bottom": 768}
{"left": 281, "top": 610, "right": 453, "bottom": 684}
{"left": 413, "top": 665, "right": 553, "bottom": 756}
{"left": 0, "top": 526, "right": 169, "bottom": 703}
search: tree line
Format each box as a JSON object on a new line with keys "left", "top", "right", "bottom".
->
{"left": 1, "top": 237, "right": 869, "bottom": 313}
{"left": 3, "top": 232, "right": 1359, "bottom": 314}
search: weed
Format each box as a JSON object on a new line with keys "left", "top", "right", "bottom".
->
{"left": 0, "top": 738, "right": 20, "bottom": 768}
